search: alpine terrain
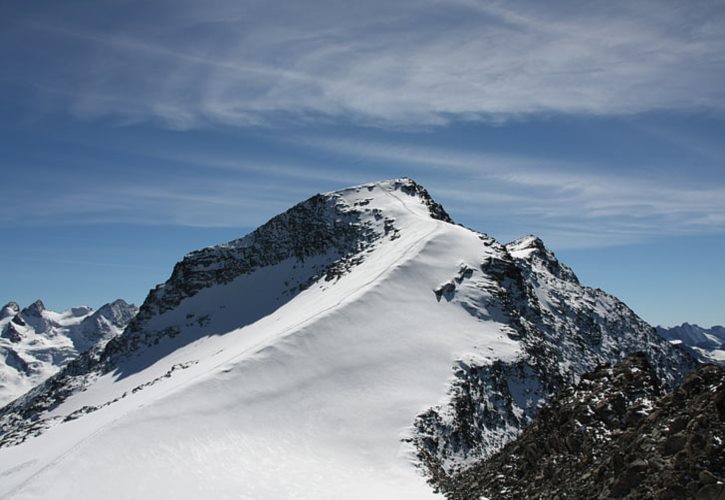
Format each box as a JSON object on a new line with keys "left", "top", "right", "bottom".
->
{"left": 657, "top": 323, "right": 725, "bottom": 365}
{"left": 0, "top": 300, "right": 137, "bottom": 408}
{"left": 442, "top": 353, "right": 724, "bottom": 499}
{"left": 0, "top": 178, "right": 695, "bottom": 499}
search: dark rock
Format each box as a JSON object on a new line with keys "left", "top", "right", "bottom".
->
{"left": 2, "top": 323, "right": 23, "bottom": 343}
{"left": 438, "top": 358, "right": 725, "bottom": 500}
{"left": 696, "top": 482, "right": 725, "bottom": 500}
{"left": 699, "top": 471, "right": 719, "bottom": 485}
{"left": 663, "top": 433, "right": 687, "bottom": 455}
{"left": 20, "top": 300, "right": 45, "bottom": 318}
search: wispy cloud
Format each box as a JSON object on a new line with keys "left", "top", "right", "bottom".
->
{"left": 0, "top": 170, "right": 318, "bottom": 229}
{"left": 295, "top": 135, "right": 725, "bottom": 248}
{"left": 4, "top": 127, "right": 723, "bottom": 249}
{"left": 4, "top": 0, "right": 725, "bottom": 128}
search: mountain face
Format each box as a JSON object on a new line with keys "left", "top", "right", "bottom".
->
{"left": 443, "top": 354, "right": 725, "bottom": 500}
{"left": 0, "top": 179, "right": 694, "bottom": 500}
{"left": 409, "top": 234, "right": 694, "bottom": 476}
{"left": 0, "top": 300, "right": 137, "bottom": 408}
{"left": 657, "top": 323, "right": 725, "bottom": 365}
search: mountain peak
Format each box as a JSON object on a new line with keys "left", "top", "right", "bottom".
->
{"left": 0, "top": 299, "right": 137, "bottom": 407}
{"left": 90, "top": 299, "right": 137, "bottom": 327}
{"left": 1, "top": 302, "right": 20, "bottom": 319}
{"left": 0, "top": 180, "right": 695, "bottom": 499}
{"left": 656, "top": 323, "right": 725, "bottom": 365}
{"left": 506, "top": 235, "right": 579, "bottom": 283}
{"left": 326, "top": 177, "right": 454, "bottom": 224}
{"left": 67, "top": 306, "right": 94, "bottom": 317}
{"left": 120, "top": 178, "right": 453, "bottom": 343}
{"left": 20, "top": 299, "right": 46, "bottom": 318}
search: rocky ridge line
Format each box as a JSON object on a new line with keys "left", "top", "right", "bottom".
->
{"left": 410, "top": 235, "right": 695, "bottom": 475}
{"left": 441, "top": 353, "right": 724, "bottom": 500}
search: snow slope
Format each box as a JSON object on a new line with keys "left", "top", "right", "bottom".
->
{"left": 657, "top": 323, "right": 725, "bottom": 364}
{"left": 0, "top": 179, "right": 693, "bottom": 499}
{"left": 0, "top": 300, "right": 137, "bottom": 408}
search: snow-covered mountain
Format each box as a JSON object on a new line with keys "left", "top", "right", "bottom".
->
{"left": 0, "top": 300, "right": 137, "bottom": 408}
{"left": 0, "top": 179, "right": 694, "bottom": 499}
{"left": 656, "top": 323, "right": 725, "bottom": 365}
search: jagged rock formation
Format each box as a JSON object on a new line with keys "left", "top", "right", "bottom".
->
{"left": 410, "top": 235, "right": 694, "bottom": 475}
{"left": 0, "top": 299, "right": 137, "bottom": 408}
{"left": 0, "top": 179, "right": 697, "bottom": 499}
{"left": 442, "top": 354, "right": 725, "bottom": 500}
{"left": 657, "top": 323, "right": 725, "bottom": 365}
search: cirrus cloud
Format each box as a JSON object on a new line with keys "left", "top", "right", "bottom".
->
{"left": 2, "top": 0, "right": 724, "bottom": 128}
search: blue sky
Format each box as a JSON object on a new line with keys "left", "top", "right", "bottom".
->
{"left": 1, "top": 0, "right": 723, "bottom": 327}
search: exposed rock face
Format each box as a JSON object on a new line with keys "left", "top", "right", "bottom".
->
{"left": 442, "top": 354, "right": 725, "bottom": 500}
{"left": 102, "top": 184, "right": 414, "bottom": 359}
{"left": 75, "top": 299, "right": 139, "bottom": 352}
{"left": 410, "top": 234, "right": 694, "bottom": 474}
{"left": 20, "top": 300, "right": 46, "bottom": 318}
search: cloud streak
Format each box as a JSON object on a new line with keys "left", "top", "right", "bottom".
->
{"left": 296, "top": 135, "right": 725, "bottom": 247}
{"left": 4, "top": 0, "right": 725, "bottom": 128}
{"left": 4, "top": 128, "right": 723, "bottom": 249}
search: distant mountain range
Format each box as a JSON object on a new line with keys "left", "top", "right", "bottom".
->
{"left": 0, "top": 299, "right": 137, "bottom": 407}
{"left": 0, "top": 179, "right": 699, "bottom": 499}
{"left": 656, "top": 323, "right": 725, "bottom": 365}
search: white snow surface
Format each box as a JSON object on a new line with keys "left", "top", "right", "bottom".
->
{"left": 0, "top": 301, "right": 134, "bottom": 408}
{"left": 0, "top": 180, "right": 521, "bottom": 499}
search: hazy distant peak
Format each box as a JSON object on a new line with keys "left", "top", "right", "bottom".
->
{"left": 0, "top": 303, "right": 20, "bottom": 320}
{"left": 20, "top": 300, "right": 45, "bottom": 318}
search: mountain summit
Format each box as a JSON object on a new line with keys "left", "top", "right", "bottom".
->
{"left": 0, "top": 179, "right": 694, "bottom": 499}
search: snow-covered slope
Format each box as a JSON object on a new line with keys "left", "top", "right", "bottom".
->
{"left": 0, "top": 179, "right": 694, "bottom": 499}
{"left": 0, "top": 300, "right": 137, "bottom": 408}
{"left": 657, "top": 323, "right": 725, "bottom": 364}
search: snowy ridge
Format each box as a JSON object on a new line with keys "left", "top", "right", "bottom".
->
{"left": 656, "top": 323, "right": 725, "bottom": 364}
{"left": 0, "top": 300, "right": 137, "bottom": 408}
{"left": 0, "top": 178, "right": 694, "bottom": 499}
{"left": 411, "top": 232, "right": 693, "bottom": 475}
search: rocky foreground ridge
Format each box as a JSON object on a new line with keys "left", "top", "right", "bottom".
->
{"left": 441, "top": 354, "right": 724, "bottom": 499}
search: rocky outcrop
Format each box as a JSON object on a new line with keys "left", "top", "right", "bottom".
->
{"left": 103, "top": 189, "right": 386, "bottom": 360}
{"left": 442, "top": 354, "right": 725, "bottom": 499}
{"left": 411, "top": 235, "right": 695, "bottom": 475}
{"left": 20, "top": 300, "right": 46, "bottom": 318}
